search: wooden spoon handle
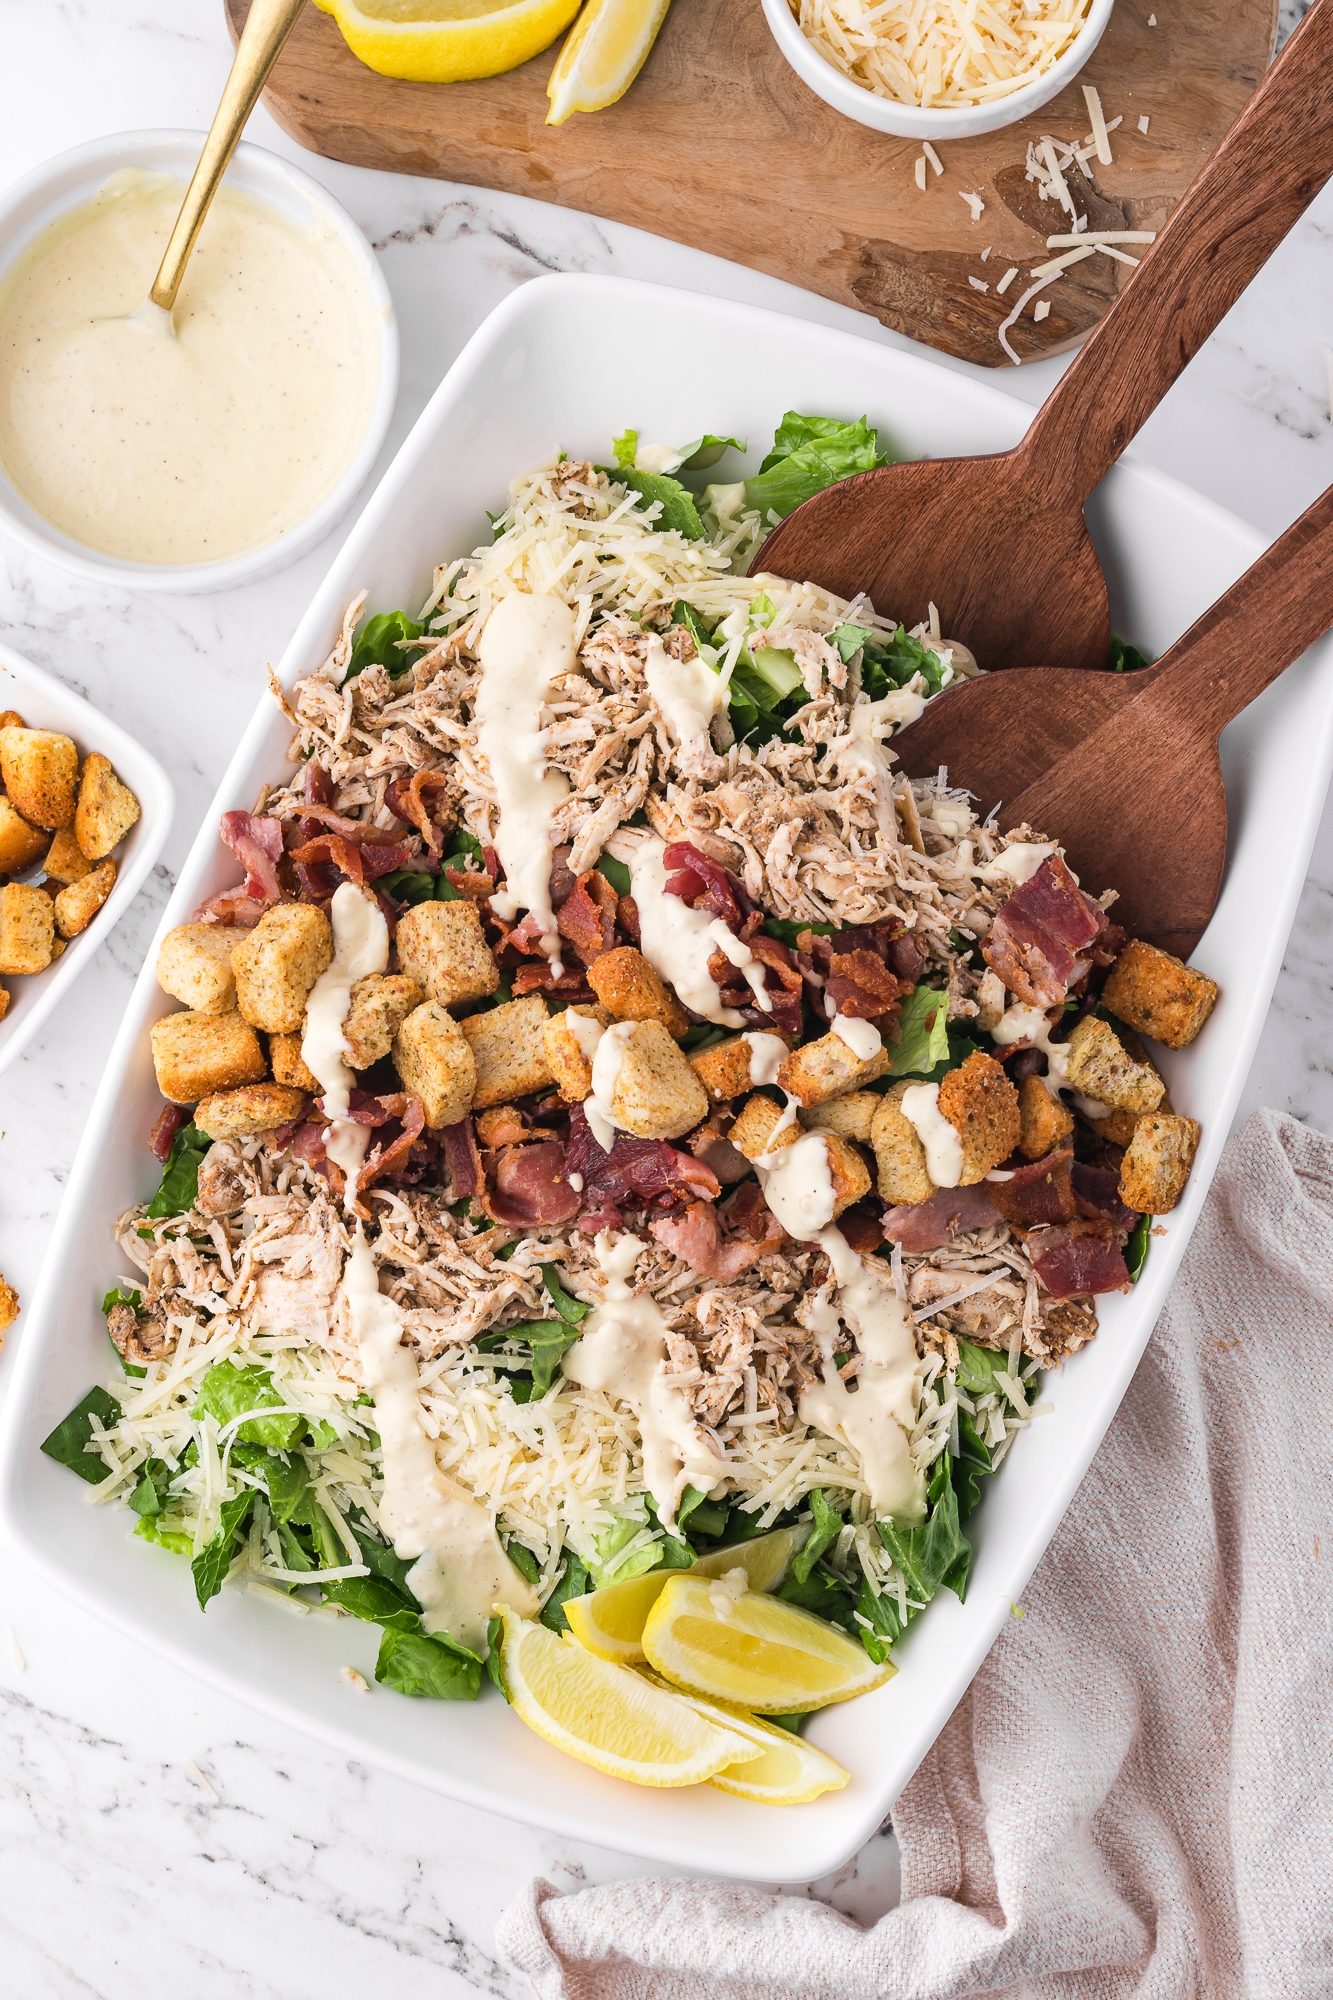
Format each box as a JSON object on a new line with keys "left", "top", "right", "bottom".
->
{"left": 1137, "top": 481, "right": 1333, "bottom": 740}
{"left": 1012, "top": 0, "right": 1333, "bottom": 508}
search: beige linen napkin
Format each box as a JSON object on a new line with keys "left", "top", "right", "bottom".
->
{"left": 497, "top": 1109, "right": 1333, "bottom": 1999}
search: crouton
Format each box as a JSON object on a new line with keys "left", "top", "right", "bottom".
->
{"left": 0, "top": 1270, "right": 17, "bottom": 1333}
{"left": 150, "top": 1008, "right": 266, "bottom": 1105}
{"left": 799, "top": 1089, "right": 880, "bottom": 1144}
{"left": 157, "top": 923, "right": 240, "bottom": 1016}
{"left": 691, "top": 1035, "right": 762, "bottom": 1104}
{"left": 1100, "top": 938, "right": 1219, "bottom": 1050}
{"left": 586, "top": 946, "right": 691, "bottom": 1038}
{"left": 394, "top": 1000, "right": 477, "bottom": 1128}
{"left": 270, "top": 1032, "right": 321, "bottom": 1092}
{"left": 231, "top": 903, "right": 333, "bottom": 1033}
{"left": 50, "top": 937, "right": 66, "bottom": 960}
{"left": 459, "top": 993, "right": 554, "bottom": 1110}
{"left": 41, "top": 823, "right": 89, "bottom": 886}
{"left": 395, "top": 900, "right": 498, "bottom": 1009}
{"left": 342, "top": 973, "right": 424, "bottom": 1069}
{"left": 730, "top": 1093, "right": 799, "bottom": 1161}
{"left": 937, "top": 1051, "right": 1021, "bottom": 1184}
{"left": 0, "top": 797, "right": 49, "bottom": 875}
{"left": 1062, "top": 1015, "right": 1164, "bottom": 1114}
{"left": 1119, "top": 1113, "right": 1201, "bottom": 1215}
{"left": 54, "top": 859, "right": 115, "bottom": 939}
{"left": 74, "top": 752, "right": 141, "bottom": 860}
{"left": 822, "top": 1132, "right": 873, "bottom": 1218}
{"left": 1018, "top": 1075, "right": 1075, "bottom": 1160}
{"left": 0, "top": 882, "right": 54, "bottom": 973}
{"left": 0, "top": 727, "right": 78, "bottom": 829}
{"left": 544, "top": 1003, "right": 612, "bottom": 1101}
{"left": 1085, "top": 1025, "right": 1173, "bottom": 1146}
{"left": 870, "top": 1083, "right": 934, "bottom": 1205}
{"left": 777, "top": 1032, "right": 890, "bottom": 1109}
{"left": 0, "top": 982, "right": 8, "bottom": 1021}
{"left": 0, "top": 711, "right": 23, "bottom": 731}
{"left": 599, "top": 1019, "right": 709, "bottom": 1140}
{"left": 195, "top": 1082, "right": 308, "bottom": 1140}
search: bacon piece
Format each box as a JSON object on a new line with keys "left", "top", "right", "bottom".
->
{"left": 325, "top": 1089, "right": 398, "bottom": 1127}
{"left": 566, "top": 1103, "right": 720, "bottom": 1227}
{"left": 883, "top": 1183, "right": 1003, "bottom": 1251}
{"left": 511, "top": 963, "right": 596, "bottom": 1006}
{"left": 663, "top": 841, "right": 753, "bottom": 925}
{"left": 1071, "top": 1161, "right": 1139, "bottom": 1233}
{"left": 484, "top": 1141, "right": 581, "bottom": 1227}
{"left": 548, "top": 846, "right": 579, "bottom": 911}
{"left": 1090, "top": 922, "right": 1129, "bottom": 970}
{"left": 291, "top": 1119, "right": 329, "bottom": 1164}
{"left": 557, "top": 870, "right": 619, "bottom": 964}
{"left": 650, "top": 1199, "right": 772, "bottom": 1280}
{"left": 983, "top": 855, "right": 1105, "bottom": 1007}
{"left": 718, "top": 1180, "right": 786, "bottom": 1245}
{"left": 442, "top": 1117, "right": 482, "bottom": 1200}
{"left": 290, "top": 832, "right": 365, "bottom": 885}
{"left": 296, "top": 802, "right": 404, "bottom": 843}
{"left": 686, "top": 1115, "right": 753, "bottom": 1186}
{"left": 506, "top": 911, "right": 548, "bottom": 956}
{"left": 837, "top": 1198, "right": 884, "bottom": 1254}
{"left": 709, "top": 930, "right": 804, "bottom": 1039}
{"left": 617, "top": 894, "right": 641, "bottom": 944}
{"left": 1028, "top": 1218, "right": 1130, "bottom": 1298}
{"left": 444, "top": 868, "right": 495, "bottom": 901}
{"left": 825, "top": 948, "right": 913, "bottom": 1021}
{"left": 356, "top": 1094, "right": 426, "bottom": 1200}
{"left": 986, "top": 1148, "right": 1079, "bottom": 1228}
{"left": 385, "top": 772, "right": 451, "bottom": 866}
{"left": 149, "top": 1104, "right": 188, "bottom": 1159}
{"left": 304, "top": 762, "right": 335, "bottom": 809}
{"left": 219, "top": 810, "right": 286, "bottom": 904}
{"left": 267, "top": 1115, "right": 305, "bottom": 1154}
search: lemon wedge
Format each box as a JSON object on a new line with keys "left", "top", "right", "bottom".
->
{"left": 496, "top": 1608, "right": 763, "bottom": 1787}
{"left": 546, "top": 0, "right": 672, "bottom": 125}
{"left": 315, "top": 0, "right": 582, "bottom": 84}
{"left": 562, "top": 1527, "right": 811, "bottom": 1664}
{"left": 641, "top": 1574, "right": 895, "bottom": 1714}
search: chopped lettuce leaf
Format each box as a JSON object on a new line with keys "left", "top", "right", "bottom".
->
{"left": 194, "top": 1361, "right": 303, "bottom": 1449}
{"left": 888, "top": 987, "right": 952, "bottom": 1078}
{"left": 541, "top": 1265, "right": 591, "bottom": 1326}
{"left": 1125, "top": 1212, "right": 1151, "bottom": 1282}
{"left": 129, "top": 1456, "right": 174, "bottom": 1517}
{"left": 612, "top": 428, "right": 638, "bottom": 470}
{"left": 677, "top": 432, "right": 746, "bottom": 471}
{"left": 101, "top": 1285, "right": 142, "bottom": 1315}
{"left": 748, "top": 645, "right": 805, "bottom": 702}
{"left": 374, "top": 1626, "right": 482, "bottom": 1700}
{"left": 603, "top": 465, "right": 705, "bottom": 540}
{"left": 595, "top": 852, "right": 632, "bottom": 897}
{"left": 745, "top": 412, "right": 890, "bottom": 520}
{"left": 1109, "top": 634, "right": 1152, "bottom": 673}
{"left": 346, "top": 609, "right": 425, "bottom": 683}
{"left": 761, "top": 915, "right": 836, "bottom": 949}
{"left": 955, "top": 1338, "right": 1006, "bottom": 1397}
{"left": 860, "top": 627, "right": 953, "bottom": 700}
{"left": 135, "top": 1515, "right": 194, "bottom": 1556}
{"left": 192, "top": 1489, "right": 257, "bottom": 1609}
{"left": 791, "top": 1488, "right": 844, "bottom": 1585}
{"left": 485, "top": 1616, "right": 509, "bottom": 1698}
{"left": 321, "top": 1575, "right": 422, "bottom": 1634}
{"left": 40, "top": 1385, "right": 121, "bottom": 1484}
{"left": 146, "top": 1121, "right": 210, "bottom": 1220}
{"left": 540, "top": 1551, "right": 591, "bottom": 1632}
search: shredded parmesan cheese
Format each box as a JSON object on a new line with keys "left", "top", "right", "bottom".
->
{"left": 968, "top": 277, "right": 990, "bottom": 293}
{"left": 1096, "top": 244, "right": 1141, "bottom": 268}
{"left": 1031, "top": 245, "right": 1097, "bottom": 278}
{"left": 1082, "top": 84, "right": 1112, "bottom": 164}
{"left": 998, "top": 274, "right": 1060, "bottom": 364}
{"left": 786, "top": 0, "right": 1095, "bottom": 110}
{"left": 915, "top": 155, "right": 927, "bottom": 190}
{"left": 1033, "top": 300, "right": 1051, "bottom": 322}
{"left": 995, "top": 266, "right": 1019, "bottom": 296}
{"left": 960, "top": 191, "right": 985, "bottom": 222}
{"left": 1045, "top": 231, "right": 1157, "bottom": 246}
{"left": 923, "top": 141, "right": 944, "bottom": 176}
{"left": 1138, "top": 114, "right": 1150, "bottom": 133}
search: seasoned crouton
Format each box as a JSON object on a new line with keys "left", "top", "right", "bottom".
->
{"left": 0, "top": 797, "right": 49, "bottom": 874}
{"left": 0, "top": 1270, "right": 17, "bottom": 1333}
{"left": 195, "top": 1082, "right": 308, "bottom": 1140}
{"left": 342, "top": 973, "right": 424, "bottom": 1069}
{"left": 1062, "top": 1015, "right": 1164, "bottom": 1114}
{"left": 270, "top": 1032, "right": 321, "bottom": 1092}
{"left": 1119, "top": 1112, "right": 1201, "bottom": 1214}
{"left": 54, "top": 859, "right": 115, "bottom": 939}
{"left": 74, "top": 752, "right": 141, "bottom": 860}
{"left": 0, "top": 711, "right": 23, "bottom": 731}
{"left": 395, "top": 900, "right": 498, "bottom": 1009}
{"left": 459, "top": 993, "right": 553, "bottom": 1110}
{"left": 0, "top": 882, "right": 54, "bottom": 973}
{"left": 871, "top": 1083, "right": 934, "bottom": 1205}
{"left": 691, "top": 1035, "right": 763, "bottom": 1104}
{"left": 150, "top": 1008, "right": 266, "bottom": 1104}
{"left": 0, "top": 727, "right": 78, "bottom": 829}
{"left": 1018, "top": 1075, "right": 1075, "bottom": 1160}
{"left": 232, "top": 903, "right": 333, "bottom": 1033}
{"left": 0, "top": 982, "right": 8, "bottom": 1021}
{"left": 730, "top": 1093, "right": 799, "bottom": 1161}
{"left": 599, "top": 1019, "right": 709, "bottom": 1140}
{"left": 394, "top": 1001, "right": 476, "bottom": 1128}
{"left": 937, "top": 1051, "right": 1021, "bottom": 1184}
{"left": 822, "top": 1132, "right": 873, "bottom": 1218}
{"left": 800, "top": 1089, "right": 880, "bottom": 1144}
{"left": 157, "top": 923, "right": 240, "bottom": 1015}
{"left": 586, "top": 947, "right": 691, "bottom": 1038}
{"left": 544, "top": 1003, "right": 612, "bottom": 1101}
{"left": 1087, "top": 1024, "right": 1173, "bottom": 1146}
{"left": 1101, "top": 938, "right": 1219, "bottom": 1051}
{"left": 777, "top": 1031, "right": 890, "bottom": 1108}
{"left": 42, "top": 823, "right": 89, "bottom": 885}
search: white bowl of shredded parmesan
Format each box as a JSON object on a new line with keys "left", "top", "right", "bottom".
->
{"left": 762, "top": 0, "right": 1116, "bottom": 138}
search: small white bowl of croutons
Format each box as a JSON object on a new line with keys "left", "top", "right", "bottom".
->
{"left": 0, "top": 642, "right": 173, "bottom": 1078}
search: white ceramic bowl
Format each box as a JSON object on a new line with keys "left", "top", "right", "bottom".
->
{"left": 760, "top": 0, "right": 1117, "bottom": 139}
{"left": 2, "top": 274, "right": 1330, "bottom": 1885}
{"left": 0, "top": 640, "right": 173, "bottom": 1077}
{"left": 0, "top": 130, "right": 398, "bottom": 593}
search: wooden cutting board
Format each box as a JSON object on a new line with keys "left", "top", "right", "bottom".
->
{"left": 227, "top": 0, "right": 1277, "bottom": 368}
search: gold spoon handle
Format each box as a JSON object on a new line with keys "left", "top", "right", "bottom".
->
{"left": 150, "top": 0, "right": 308, "bottom": 312}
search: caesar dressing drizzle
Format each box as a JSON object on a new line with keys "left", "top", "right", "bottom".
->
{"left": 630, "top": 836, "right": 747, "bottom": 1026}
{"left": 301, "top": 882, "right": 389, "bottom": 1187}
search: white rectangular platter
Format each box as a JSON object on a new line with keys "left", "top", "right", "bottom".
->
{"left": 2, "top": 273, "right": 1329, "bottom": 1885}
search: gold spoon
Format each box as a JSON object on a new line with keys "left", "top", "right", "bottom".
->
{"left": 133, "top": 0, "right": 307, "bottom": 333}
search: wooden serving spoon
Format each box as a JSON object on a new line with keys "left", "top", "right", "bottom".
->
{"left": 753, "top": 0, "right": 1333, "bottom": 674}
{"left": 902, "top": 481, "right": 1333, "bottom": 959}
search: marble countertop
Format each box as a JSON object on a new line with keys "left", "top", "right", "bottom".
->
{"left": 0, "top": 1, "right": 1329, "bottom": 1992}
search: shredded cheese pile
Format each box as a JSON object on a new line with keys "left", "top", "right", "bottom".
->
{"left": 789, "top": 0, "right": 1094, "bottom": 108}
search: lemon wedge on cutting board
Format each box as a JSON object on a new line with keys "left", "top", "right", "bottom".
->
{"left": 642, "top": 1574, "right": 895, "bottom": 1714}
{"left": 562, "top": 1526, "right": 811, "bottom": 1663}
{"left": 546, "top": 0, "right": 672, "bottom": 124}
{"left": 496, "top": 1609, "right": 763, "bottom": 1787}
{"left": 315, "top": 0, "right": 582, "bottom": 84}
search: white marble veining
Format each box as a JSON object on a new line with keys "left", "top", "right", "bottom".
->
{"left": 0, "top": 0, "right": 1329, "bottom": 1991}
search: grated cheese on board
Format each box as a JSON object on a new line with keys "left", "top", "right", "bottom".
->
{"left": 1082, "top": 84, "right": 1112, "bottom": 165}
{"left": 787, "top": 0, "right": 1094, "bottom": 110}
{"left": 915, "top": 154, "right": 927, "bottom": 190}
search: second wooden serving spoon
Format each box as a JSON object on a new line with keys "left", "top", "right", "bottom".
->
{"left": 752, "top": 0, "right": 1333, "bottom": 673}
{"left": 899, "top": 480, "right": 1333, "bottom": 959}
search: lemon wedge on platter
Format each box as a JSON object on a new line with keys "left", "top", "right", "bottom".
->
{"left": 663, "top": 1689, "right": 850, "bottom": 1805}
{"left": 496, "top": 1608, "right": 763, "bottom": 1787}
{"left": 562, "top": 1525, "right": 811, "bottom": 1664}
{"left": 315, "top": 0, "right": 582, "bottom": 84}
{"left": 546, "top": 0, "right": 672, "bottom": 124}
{"left": 642, "top": 1574, "right": 896, "bottom": 1714}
